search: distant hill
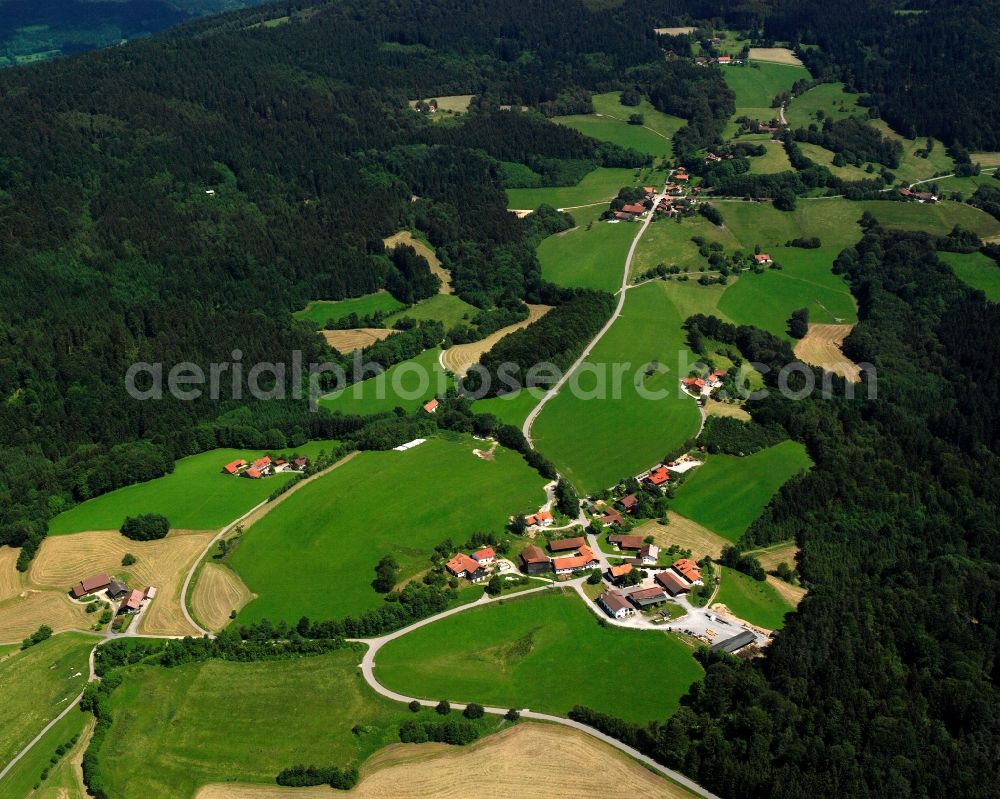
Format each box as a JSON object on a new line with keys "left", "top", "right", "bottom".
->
{"left": 0, "top": 0, "right": 271, "bottom": 67}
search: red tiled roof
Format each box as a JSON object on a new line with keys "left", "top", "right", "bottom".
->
{"left": 674, "top": 172, "right": 689, "bottom": 181}
{"left": 609, "top": 534, "right": 644, "bottom": 549}
{"left": 223, "top": 459, "right": 246, "bottom": 474}
{"left": 535, "top": 511, "right": 553, "bottom": 522}
{"left": 621, "top": 203, "right": 646, "bottom": 214}
{"left": 609, "top": 563, "right": 633, "bottom": 578}
{"left": 243, "top": 466, "right": 262, "bottom": 479}
{"left": 473, "top": 547, "right": 495, "bottom": 562}
{"left": 673, "top": 558, "right": 701, "bottom": 583}
{"left": 446, "top": 553, "right": 480, "bottom": 576}
{"left": 646, "top": 467, "right": 670, "bottom": 485}
{"left": 72, "top": 573, "right": 112, "bottom": 597}
{"left": 548, "top": 536, "right": 585, "bottom": 552}
{"left": 423, "top": 398, "right": 439, "bottom": 413}
{"left": 119, "top": 589, "right": 144, "bottom": 612}
{"left": 602, "top": 509, "right": 624, "bottom": 526}
{"left": 254, "top": 456, "right": 271, "bottom": 468}
{"left": 552, "top": 545, "right": 598, "bottom": 572}
{"left": 754, "top": 253, "right": 772, "bottom": 262}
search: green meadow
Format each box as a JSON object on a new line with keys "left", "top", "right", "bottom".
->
{"left": 719, "top": 246, "right": 858, "bottom": 339}
{"left": 938, "top": 251, "right": 1000, "bottom": 301}
{"left": 0, "top": 633, "right": 95, "bottom": 769}
{"left": 384, "top": 293, "right": 478, "bottom": 328}
{"left": 723, "top": 62, "right": 810, "bottom": 119}
{"left": 784, "top": 82, "right": 862, "bottom": 128}
{"left": 863, "top": 199, "right": 1000, "bottom": 239}
{"left": 924, "top": 169, "right": 999, "bottom": 202}
{"left": 0, "top": 696, "right": 90, "bottom": 799}
{"left": 538, "top": 218, "right": 636, "bottom": 292}
{"left": 670, "top": 440, "right": 812, "bottom": 543}
{"left": 716, "top": 567, "right": 795, "bottom": 630}
{"left": 868, "top": 119, "right": 955, "bottom": 185}
{"left": 93, "top": 648, "right": 498, "bottom": 799}
{"left": 631, "top": 214, "right": 741, "bottom": 278}
{"left": 48, "top": 441, "right": 339, "bottom": 536}
{"left": 531, "top": 281, "right": 702, "bottom": 494}
{"left": 319, "top": 347, "right": 449, "bottom": 415}
{"left": 747, "top": 141, "right": 793, "bottom": 174}
{"left": 293, "top": 291, "right": 405, "bottom": 328}
{"left": 376, "top": 590, "right": 702, "bottom": 723}
{"left": 506, "top": 167, "right": 639, "bottom": 210}
{"left": 230, "top": 437, "right": 545, "bottom": 622}
{"left": 797, "top": 142, "right": 873, "bottom": 180}
{"left": 553, "top": 91, "right": 684, "bottom": 158}
{"left": 473, "top": 388, "right": 545, "bottom": 428}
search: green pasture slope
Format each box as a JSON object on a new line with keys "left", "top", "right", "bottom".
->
{"left": 506, "top": 167, "right": 640, "bottom": 210}
{"left": 716, "top": 567, "right": 795, "bottom": 630}
{"left": 473, "top": 388, "right": 545, "bottom": 429}
{"left": 93, "top": 648, "right": 500, "bottom": 799}
{"left": 553, "top": 91, "right": 684, "bottom": 158}
{"left": 293, "top": 291, "right": 405, "bottom": 328}
{"left": 0, "top": 698, "right": 90, "bottom": 798}
{"left": 0, "top": 633, "right": 95, "bottom": 769}
{"left": 631, "top": 215, "right": 741, "bottom": 278}
{"left": 384, "top": 293, "right": 478, "bottom": 328}
{"left": 797, "top": 143, "right": 873, "bottom": 180}
{"left": 319, "top": 347, "right": 449, "bottom": 416}
{"left": 48, "top": 441, "right": 339, "bottom": 536}
{"left": 747, "top": 141, "right": 793, "bottom": 174}
{"left": 783, "top": 82, "right": 862, "bottom": 129}
{"left": 376, "top": 589, "right": 702, "bottom": 723}
{"left": 937, "top": 251, "right": 1000, "bottom": 301}
{"left": 532, "top": 281, "right": 702, "bottom": 494}
{"left": 538, "top": 218, "right": 636, "bottom": 292}
{"left": 230, "top": 437, "right": 545, "bottom": 622}
{"left": 670, "top": 440, "right": 812, "bottom": 543}
{"left": 724, "top": 61, "right": 810, "bottom": 120}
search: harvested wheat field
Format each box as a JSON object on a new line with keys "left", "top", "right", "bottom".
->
{"left": 440, "top": 304, "right": 551, "bottom": 377}
{"left": 322, "top": 328, "right": 396, "bottom": 353}
{"left": 190, "top": 562, "right": 255, "bottom": 632}
{"left": 383, "top": 231, "right": 451, "bottom": 294}
{"left": 0, "top": 591, "right": 92, "bottom": 642}
{"left": 767, "top": 575, "right": 807, "bottom": 607}
{"left": 654, "top": 26, "right": 696, "bottom": 36}
{"left": 0, "top": 547, "right": 22, "bottom": 602}
{"left": 194, "top": 723, "right": 693, "bottom": 799}
{"left": 633, "top": 513, "right": 729, "bottom": 560}
{"left": 705, "top": 400, "right": 751, "bottom": 421}
{"left": 749, "top": 47, "right": 803, "bottom": 66}
{"left": 794, "top": 324, "right": 861, "bottom": 381}
{"left": 751, "top": 541, "right": 799, "bottom": 573}
{"left": 29, "top": 529, "right": 215, "bottom": 636}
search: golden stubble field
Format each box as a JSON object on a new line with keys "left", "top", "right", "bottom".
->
{"left": 383, "top": 231, "right": 452, "bottom": 294}
{"left": 440, "top": 304, "right": 551, "bottom": 377}
{"left": 322, "top": 328, "right": 397, "bottom": 353}
{"left": 633, "top": 512, "right": 729, "bottom": 560}
{"left": 794, "top": 323, "right": 861, "bottom": 381}
{"left": 194, "top": 723, "right": 695, "bottom": 799}
{"left": 190, "top": 562, "right": 255, "bottom": 632}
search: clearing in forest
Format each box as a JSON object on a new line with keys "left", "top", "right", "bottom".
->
{"left": 194, "top": 722, "right": 698, "bottom": 799}
{"left": 322, "top": 327, "right": 397, "bottom": 353}
{"left": 440, "top": 304, "right": 551, "bottom": 377}
{"left": 749, "top": 47, "right": 803, "bottom": 66}
{"left": 293, "top": 292, "right": 405, "bottom": 328}
{"left": 937, "top": 251, "right": 1000, "bottom": 301}
{"left": 383, "top": 230, "right": 451, "bottom": 294}
{"left": 190, "top": 562, "right": 255, "bottom": 633}
{"left": 714, "top": 566, "right": 795, "bottom": 630}
{"left": 794, "top": 323, "right": 861, "bottom": 382}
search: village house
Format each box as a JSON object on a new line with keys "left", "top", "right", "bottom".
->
{"left": 644, "top": 466, "right": 670, "bottom": 490}
{"left": 672, "top": 558, "right": 703, "bottom": 586}
{"left": 655, "top": 569, "right": 690, "bottom": 596}
{"left": 609, "top": 563, "right": 633, "bottom": 583}
{"left": 639, "top": 543, "right": 660, "bottom": 566}
{"left": 608, "top": 533, "right": 644, "bottom": 551}
{"left": 70, "top": 573, "right": 111, "bottom": 599}
{"left": 446, "top": 553, "right": 482, "bottom": 579}
{"left": 242, "top": 466, "right": 262, "bottom": 479}
{"left": 548, "top": 536, "right": 586, "bottom": 552}
{"left": 519, "top": 545, "right": 551, "bottom": 575}
{"left": 144, "top": 586, "right": 157, "bottom": 600}
{"left": 551, "top": 545, "right": 599, "bottom": 575}
{"left": 601, "top": 508, "right": 624, "bottom": 527}
{"left": 717, "top": 55, "right": 731, "bottom": 65}
{"left": 674, "top": 172, "right": 689, "bottom": 182}
{"left": 621, "top": 202, "right": 647, "bottom": 217}
{"left": 422, "top": 398, "right": 439, "bottom": 413}
{"left": 293, "top": 456, "right": 309, "bottom": 470}
{"left": 525, "top": 510, "right": 554, "bottom": 528}
{"left": 754, "top": 253, "right": 773, "bottom": 265}
{"left": 682, "top": 376, "right": 706, "bottom": 394}
{"left": 472, "top": 547, "right": 496, "bottom": 566}
{"left": 222, "top": 459, "right": 247, "bottom": 475}
{"left": 118, "top": 589, "right": 145, "bottom": 615}
{"left": 627, "top": 586, "right": 669, "bottom": 608}
{"left": 106, "top": 579, "right": 128, "bottom": 599}
{"left": 617, "top": 494, "right": 639, "bottom": 514}
{"left": 253, "top": 455, "right": 272, "bottom": 473}
{"left": 598, "top": 590, "right": 635, "bottom": 620}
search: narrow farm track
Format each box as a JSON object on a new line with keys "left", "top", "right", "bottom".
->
{"left": 353, "top": 580, "right": 720, "bottom": 799}
{"left": 522, "top": 186, "right": 669, "bottom": 445}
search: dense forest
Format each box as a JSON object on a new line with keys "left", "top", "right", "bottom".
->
{"left": 574, "top": 227, "right": 1000, "bottom": 797}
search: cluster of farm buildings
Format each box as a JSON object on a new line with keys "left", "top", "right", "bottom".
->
{"left": 610, "top": 173, "right": 700, "bottom": 222}
{"left": 70, "top": 573, "right": 156, "bottom": 616}
{"left": 682, "top": 369, "right": 728, "bottom": 398}
{"left": 597, "top": 558, "right": 704, "bottom": 619}
{"left": 898, "top": 187, "right": 939, "bottom": 204}
{"left": 445, "top": 547, "right": 499, "bottom": 583}
{"left": 222, "top": 455, "right": 309, "bottom": 479}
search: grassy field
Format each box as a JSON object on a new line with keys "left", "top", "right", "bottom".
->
{"left": 864, "top": 199, "right": 1000, "bottom": 239}
{"left": 553, "top": 92, "right": 684, "bottom": 158}
{"left": 93, "top": 648, "right": 500, "bottom": 799}
{"left": 927, "top": 169, "right": 999, "bottom": 202}
{"left": 716, "top": 566, "right": 795, "bottom": 630}
{"left": 506, "top": 167, "right": 641, "bottom": 210}
{"left": 473, "top": 388, "right": 545, "bottom": 428}
{"left": 797, "top": 142, "right": 874, "bottom": 180}
{"left": 716, "top": 199, "right": 864, "bottom": 250}
{"left": 48, "top": 442, "right": 339, "bottom": 536}
{"left": 376, "top": 590, "right": 702, "bottom": 723}
{"left": 538, "top": 218, "right": 636, "bottom": 292}
{"left": 670, "top": 440, "right": 812, "bottom": 543}
{"left": 868, "top": 119, "right": 955, "bottom": 185}
{"left": 532, "top": 281, "right": 702, "bottom": 494}
{"left": 0, "top": 632, "right": 95, "bottom": 768}
{"left": 723, "top": 62, "right": 810, "bottom": 118}
{"left": 384, "top": 293, "right": 476, "bottom": 327}
{"left": 784, "top": 82, "right": 862, "bottom": 128}
{"left": 630, "top": 215, "right": 741, "bottom": 279}
{"left": 229, "top": 437, "right": 545, "bottom": 622}
{"left": 747, "top": 141, "right": 793, "bottom": 174}
{"left": 293, "top": 291, "right": 405, "bottom": 328}
{"left": 719, "top": 247, "right": 858, "bottom": 339}
{"left": 938, "top": 251, "right": 1000, "bottom": 301}
{"left": 318, "top": 347, "right": 449, "bottom": 415}
{"left": 0, "top": 699, "right": 91, "bottom": 799}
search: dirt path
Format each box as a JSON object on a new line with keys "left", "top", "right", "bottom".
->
{"left": 383, "top": 231, "right": 451, "bottom": 294}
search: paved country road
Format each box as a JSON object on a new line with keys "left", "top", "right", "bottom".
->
{"left": 352, "top": 578, "right": 721, "bottom": 799}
